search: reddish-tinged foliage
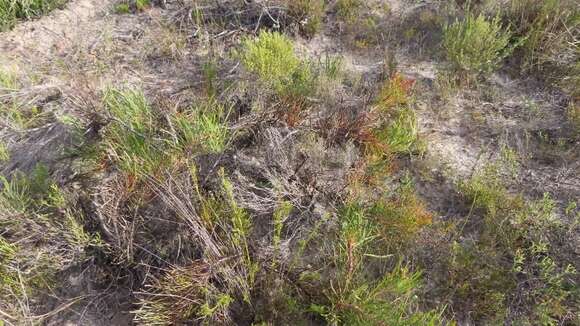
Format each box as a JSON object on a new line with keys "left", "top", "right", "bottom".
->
{"left": 376, "top": 73, "right": 415, "bottom": 112}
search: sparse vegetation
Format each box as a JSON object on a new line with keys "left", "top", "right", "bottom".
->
{"left": 506, "top": 0, "right": 579, "bottom": 93}
{"left": 422, "top": 162, "right": 580, "bottom": 324}
{"left": 336, "top": 0, "right": 362, "bottom": 24}
{"left": 0, "top": 67, "right": 50, "bottom": 129}
{"left": 0, "top": 165, "right": 98, "bottom": 324}
{"left": 288, "top": 0, "right": 326, "bottom": 37}
{"left": 1, "top": 0, "right": 578, "bottom": 324}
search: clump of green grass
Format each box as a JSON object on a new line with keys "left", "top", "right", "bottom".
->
{"left": 239, "top": 31, "right": 314, "bottom": 104}
{"left": 0, "top": 0, "right": 68, "bottom": 31}
{"left": 365, "top": 74, "right": 420, "bottom": 162}
{"left": 99, "top": 87, "right": 232, "bottom": 185}
{"left": 103, "top": 87, "right": 165, "bottom": 176}
{"left": 443, "top": 10, "right": 515, "bottom": 76}
{"left": 373, "top": 107, "right": 419, "bottom": 155}
{"left": 288, "top": 0, "right": 326, "bottom": 37}
{"left": 114, "top": 0, "right": 149, "bottom": 14}
{"left": 321, "top": 54, "right": 343, "bottom": 81}
{"left": 114, "top": 3, "right": 130, "bottom": 14}
{"left": 135, "top": 0, "right": 149, "bottom": 11}
{"left": 172, "top": 100, "right": 231, "bottom": 154}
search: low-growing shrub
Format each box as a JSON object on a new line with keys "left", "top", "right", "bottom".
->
{"left": 432, "top": 162, "right": 580, "bottom": 324}
{"left": 443, "top": 10, "right": 515, "bottom": 76}
{"left": 375, "top": 74, "right": 415, "bottom": 113}
{"left": 239, "top": 30, "right": 314, "bottom": 103}
{"left": 366, "top": 75, "right": 419, "bottom": 159}
{"left": 370, "top": 177, "right": 432, "bottom": 249}
{"left": 311, "top": 204, "right": 444, "bottom": 325}
{"left": 288, "top": 0, "right": 326, "bottom": 37}
{"left": 239, "top": 30, "right": 315, "bottom": 125}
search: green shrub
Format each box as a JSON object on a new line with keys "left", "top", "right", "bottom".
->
{"left": 135, "top": 0, "right": 149, "bottom": 11}
{"left": 288, "top": 0, "right": 326, "bottom": 37}
{"left": 311, "top": 204, "right": 444, "bottom": 325}
{"left": 443, "top": 11, "right": 515, "bottom": 75}
{"left": 0, "top": 0, "right": 67, "bottom": 31}
{"left": 239, "top": 31, "right": 314, "bottom": 102}
{"left": 114, "top": 3, "right": 130, "bottom": 14}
